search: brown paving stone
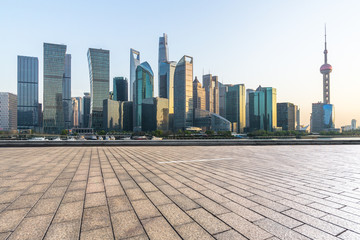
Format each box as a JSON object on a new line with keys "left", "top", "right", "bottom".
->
{"left": 43, "top": 186, "right": 67, "bottom": 199}
{"left": 294, "top": 224, "right": 339, "bottom": 240}
{"left": 175, "top": 222, "right": 214, "bottom": 240}
{"left": 0, "top": 208, "right": 30, "bottom": 232}
{"left": 108, "top": 196, "right": 132, "bottom": 213}
{"left": 44, "top": 220, "right": 80, "bottom": 240}
{"left": 7, "top": 193, "right": 42, "bottom": 210}
{"left": 194, "top": 197, "right": 231, "bottom": 215}
{"left": 214, "top": 230, "right": 247, "bottom": 240}
{"left": 7, "top": 214, "right": 53, "bottom": 240}
{"left": 126, "top": 188, "right": 147, "bottom": 201}
{"left": 169, "top": 194, "right": 199, "bottom": 211}
{"left": 158, "top": 203, "right": 193, "bottom": 226}
{"left": 85, "top": 191, "right": 107, "bottom": 208}
{"left": 132, "top": 199, "right": 161, "bottom": 220}
{"left": 146, "top": 191, "right": 172, "bottom": 206}
{"left": 68, "top": 181, "right": 87, "bottom": 191}
{"left": 80, "top": 227, "right": 113, "bottom": 240}
{"left": 142, "top": 216, "right": 181, "bottom": 240}
{"left": 187, "top": 208, "right": 231, "bottom": 235}
{"left": 81, "top": 206, "right": 111, "bottom": 231}
{"left": 54, "top": 201, "right": 83, "bottom": 223}
{"left": 0, "top": 232, "right": 11, "bottom": 240}
{"left": 111, "top": 210, "right": 145, "bottom": 239}
{"left": 28, "top": 197, "right": 62, "bottom": 216}
{"left": 63, "top": 189, "right": 85, "bottom": 203}
{"left": 105, "top": 184, "right": 125, "bottom": 197}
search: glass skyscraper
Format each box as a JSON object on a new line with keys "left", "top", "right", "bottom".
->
{"left": 43, "top": 43, "right": 67, "bottom": 133}
{"left": 17, "top": 56, "right": 39, "bottom": 129}
{"left": 130, "top": 48, "right": 140, "bottom": 101}
{"left": 158, "top": 33, "right": 169, "bottom": 88}
{"left": 133, "top": 62, "right": 154, "bottom": 132}
{"left": 83, "top": 92, "right": 91, "bottom": 128}
{"left": 88, "top": 48, "right": 110, "bottom": 130}
{"left": 63, "top": 54, "right": 72, "bottom": 129}
{"left": 113, "top": 77, "right": 128, "bottom": 102}
{"left": 159, "top": 61, "right": 176, "bottom": 114}
{"left": 225, "top": 84, "right": 246, "bottom": 133}
{"left": 174, "top": 56, "right": 193, "bottom": 130}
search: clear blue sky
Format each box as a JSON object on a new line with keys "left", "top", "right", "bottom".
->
{"left": 1, "top": 0, "right": 359, "bottom": 127}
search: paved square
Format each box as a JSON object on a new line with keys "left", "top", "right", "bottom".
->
{"left": 0, "top": 145, "right": 359, "bottom": 239}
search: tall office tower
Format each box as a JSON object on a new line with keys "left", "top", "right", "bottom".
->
{"left": 225, "top": 84, "right": 246, "bottom": 133}
{"left": 130, "top": 49, "right": 140, "bottom": 101}
{"left": 63, "top": 54, "right": 72, "bottom": 129}
{"left": 0, "top": 93, "right": 17, "bottom": 131}
{"left": 193, "top": 77, "right": 206, "bottom": 110}
{"left": 351, "top": 119, "right": 357, "bottom": 130}
{"left": 75, "top": 97, "right": 83, "bottom": 127}
{"left": 158, "top": 33, "right": 169, "bottom": 83}
{"left": 72, "top": 97, "right": 79, "bottom": 127}
{"left": 83, "top": 92, "right": 91, "bottom": 128}
{"left": 142, "top": 97, "right": 169, "bottom": 132}
{"left": 43, "top": 43, "right": 67, "bottom": 133}
{"left": 88, "top": 48, "right": 110, "bottom": 130}
{"left": 38, "top": 103, "right": 43, "bottom": 128}
{"left": 17, "top": 56, "right": 39, "bottom": 129}
{"left": 202, "top": 74, "right": 219, "bottom": 114}
{"left": 295, "top": 105, "right": 300, "bottom": 130}
{"left": 219, "top": 83, "right": 230, "bottom": 118}
{"left": 277, "top": 102, "right": 295, "bottom": 131}
{"left": 174, "top": 56, "right": 193, "bottom": 130}
{"left": 249, "top": 86, "right": 277, "bottom": 132}
{"left": 246, "top": 89, "right": 255, "bottom": 128}
{"left": 113, "top": 77, "right": 128, "bottom": 101}
{"left": 133, "top": 62, "right": 154, "bottom": 132}
{"left": 159, "top": 61, "right": 176, "bottom": 113}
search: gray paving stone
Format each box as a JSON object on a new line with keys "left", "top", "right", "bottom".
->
{"left": 158, "top": 203, "right": 193, "bottom": 226}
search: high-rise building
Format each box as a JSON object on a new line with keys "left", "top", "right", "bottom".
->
{"left": 249, "top": 86, "right": 277, "bottom": 132}
{"left": 83, "top": 92, "right": 91, "bottom": 128}
{"left": 142, "top": 97, "right": 169, "bottom": 132}
{"left": 158, "top": 33, "right": 169, "bottom": 82}
{"left": 351, "top": 119, "right": 357, "bottom": 130}
{"left": 17, "top": 56, "right": 39, "bottom": 129}
{"left": 295, "top": 105, "right": 300, "bottom": 130}
{"left": 113, "top": 77, "right": 128, "bottom": 101}
{"left": 246, "top": 89, "right": 255, "bottom": 128}
{"left": 120, "top": 101, "right": 133, "bottom": 132}
{"left": 0, "top": 93, "right": 17, "bottom": 131}
{"left": 174, "top": 56, "right": 193, "bottom": 130}
{"left": 63, "top": 54, "right": 72, "bottom": 129}
{"left": 130, "top": 48, "right": 140, "bottom": 101}
{"left": 225, "top": 84, "right": 246, "bottom": 133}
{"left": 311, "top": 27, "right": 335, "bottom": 132}
{"left": 133, "top": 62, "right": 154, "bottom": 132}
{"left": 277, "top": 102, "right": 295, "bottom": 131}
{"left": 103, "top": 99, "right": 120, "bottom": 130}
{"left": 38, "top": 103, "right": 43, "bottom": 128}
{"left": 202, "top": 74, "right": 219, "bottom": 114}
{"left": 219, "top": 83, "right": 230, "bottom": 118}
{"left": 159, "top": 61, "right": 176, "bottom": 113}
{"left": 88, "top": 48, "right": 110, "bottom": 130}
{"left": 43, "top": 43, "right": 67, "bottom": 133}
{"left": 72, "top": 97, "right": 79, "bottom": 127}
{"left": 193, "top": 77, "right": 206, "bottom": 111}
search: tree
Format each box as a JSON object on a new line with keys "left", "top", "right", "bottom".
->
{"left": 61, "top": 129, "right": 68, "bottom": 135}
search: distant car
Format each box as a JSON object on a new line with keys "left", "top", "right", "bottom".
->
{"left": 30, "top": 137, "right": 46, "bottom": 141}
{"left": 132, "top": 136, "right": 147, "bottom": 140}
{"left": 151, "top": 136, "right": 163, "bottom": 140}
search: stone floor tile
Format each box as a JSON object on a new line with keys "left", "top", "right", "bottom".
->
{"left": 0, "top": 208, "right": 30, "bottom": 232}
{"left": 85, "top": 192, "right": 107, "bottom": 208}
{"left": 108, "top": 196, "right": 132, "bottom": 213}
{"left": 53, "top": 201, "right": 83, "bottom": 223}
{"left": 80, "top": 227, "right": 113, "bottom": 240}
{"left": 63, "top": 190, "right": 85, "bottom": 203}
{"left": 294, "top": 224, "right": 339, "bottom": 240}
{"left": 175, "top": 222, "right": 214, "bottom": 240}
{"left": 111, "top": 210, "right": 145, "bottom": 239}
{"left": 132, "top": 199, "right": 161, "bottom": 220}
{"left": 187, "top": 208, "right": 230, "bottom": 235}
{"left": 28, "top": 197, "right": 62, "bottom": 217}
{"left": 158, "top": 203, "right": 193, "bottom": 226}
{"left": 44, "top": 220, "right": 80, "bottom": 240}
{"left": 7, "top": 193, "right": 42, "bottom": 210}
{"left": 214, "top": 230, "right": 247, "bottom": 240}
{"left": 142, "top": 216, "right": 181, "bottom": 240}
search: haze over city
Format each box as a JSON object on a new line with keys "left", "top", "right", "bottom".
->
{"left": 1, "top": 0, "right": 359, "bottom": 127}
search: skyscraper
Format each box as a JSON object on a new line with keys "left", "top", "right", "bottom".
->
{"left": 202, "top": 74, "right": 219, "bottom": 114}
{"left": 43, "top": 43, "right": 67, "bottom": 133}
{"left": 174, "top": 56, "right": 193, "bottom": 130}
{"left": 83, "top": 92, "right": 91, "bottom": 128}
{"left": 246, "top": 89, "right": 255, "bottom": 128}
{"left": 113, "top": 77, "right": 128, "bottom": 102}
{"left": 133, "top": 62, "right": 154, "bottom": 132}
{"left": 351, "top": 119, "right": 357, "bottom": 130}
{"left": 249, "top": 86, "right": 277, "bottom": 132}
{"left": 130, "top": 48, "right": 140, "bottom": 101}
{"left": 159, "top": 61, "right": 176, "bottom": 113}
{"left": 88, "top": 48, "right": 110, "bottom": 130}
{"left": 158, "top": 33, "right": 169, "bottom": 67}
{"left": 219, "top": 83, "right": 230, "bottom": 118}
{"left": 193, "top": 77, "right": 206, "bottom": 111}
{"left": 0, "top": 93, "right": 17, "bottom": 131}
{"left": 63, "top": 54, "right": 72, "bottom": 129}
{"left": 225, "top": 84, "right": 246, "bottom": 133}
{"left": 72, "top": 97, "right": 79, "bottom": 127}
{"left": 277, "top": 102, "right": 295, "bottom": 131}
{"left": 17, "top": 56, "right": 39, "bottom": 129}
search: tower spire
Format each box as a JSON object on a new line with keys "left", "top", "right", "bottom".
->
{"left": 324, "top": 24, "right": 328, "bottom": 64}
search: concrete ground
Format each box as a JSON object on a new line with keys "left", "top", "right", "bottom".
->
{"left": 0, "top": 145, "right": 359, "bottom": 240}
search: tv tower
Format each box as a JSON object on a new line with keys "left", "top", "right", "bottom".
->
{"left": 320, "top": 25, "right": 332, "bottom": 104}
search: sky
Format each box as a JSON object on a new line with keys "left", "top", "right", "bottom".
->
{"left": 1, "top": 0, "right": 359, "bottom": 127}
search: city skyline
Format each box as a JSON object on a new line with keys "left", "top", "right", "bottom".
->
{"left": 1, "top": 1, "right": 360, "bottom": 127}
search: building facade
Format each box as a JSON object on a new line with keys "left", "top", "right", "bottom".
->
{"left": 193, "top": 77, "right": 206, "bottom": 111}
{"left": 43, "top": 43, "right": 67, "bottom": 133}
{"left": 63, "top": 54, "right": 72, "bottom": 129}
{"left": 246, "top": 89, "right": 255, "bottom": 128}
{"left": 219, "top": 83, "right": 230, "bottom": 118}
{"left": 225, "top": 84, "right": 246, "bottom": 133}
{"left": 277, "top": 102, "right": 295, "bottom": 131}
{"left": 158, "top": 33, "right": 169, "bottom": 85}
{"left": 159, "top": 61, "right": 176, "bottom": 113}
{"left": 202, "top": 74, "right": 219, "bottom": 114}
{"left": 352, "top": 119, "right": 357, "bottom": 130}
{"left": 17, "top": 56, "right": 39, "bottom": 129}
{"left": 72, "top": 97, "right": 79, "bottom": 127}
{"left": 83, "top": 93, "right": 91, "bottom": 128}
{"left": 133, "top": 62, "right": 154, "bottom": 132}
{"left": 88, "top": 48, "right": 110, "bottom": 130}
{"left": 142, "top": 97, "right": 169, "bottom": 132}
{"left": 249, "top": 86, "right": 277, "bottom": 132}
{"left": 194, "top": 109, "right": 231, "bottom": 132}
{"left": 113, "top": 77, "right": 128, "bottom": 102}
{"left": 174, "top": 56, "right": 193, "bottom": 130}
{"left": 0, "top": 93, "right": 17, "bottom": 131}
{"left": 130, "top": 48, "right": 140, "bottom": 101}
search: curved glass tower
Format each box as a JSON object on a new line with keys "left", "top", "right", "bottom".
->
{"left": 130, "top": 49, "right": 140, "bottom": 101}
{"left": 133, "top": 62, "right": 154, "bottom": 132}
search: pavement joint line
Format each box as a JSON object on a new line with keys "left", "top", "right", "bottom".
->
{"left": 158, "top": 157, "right": 234, "bottom": 164}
